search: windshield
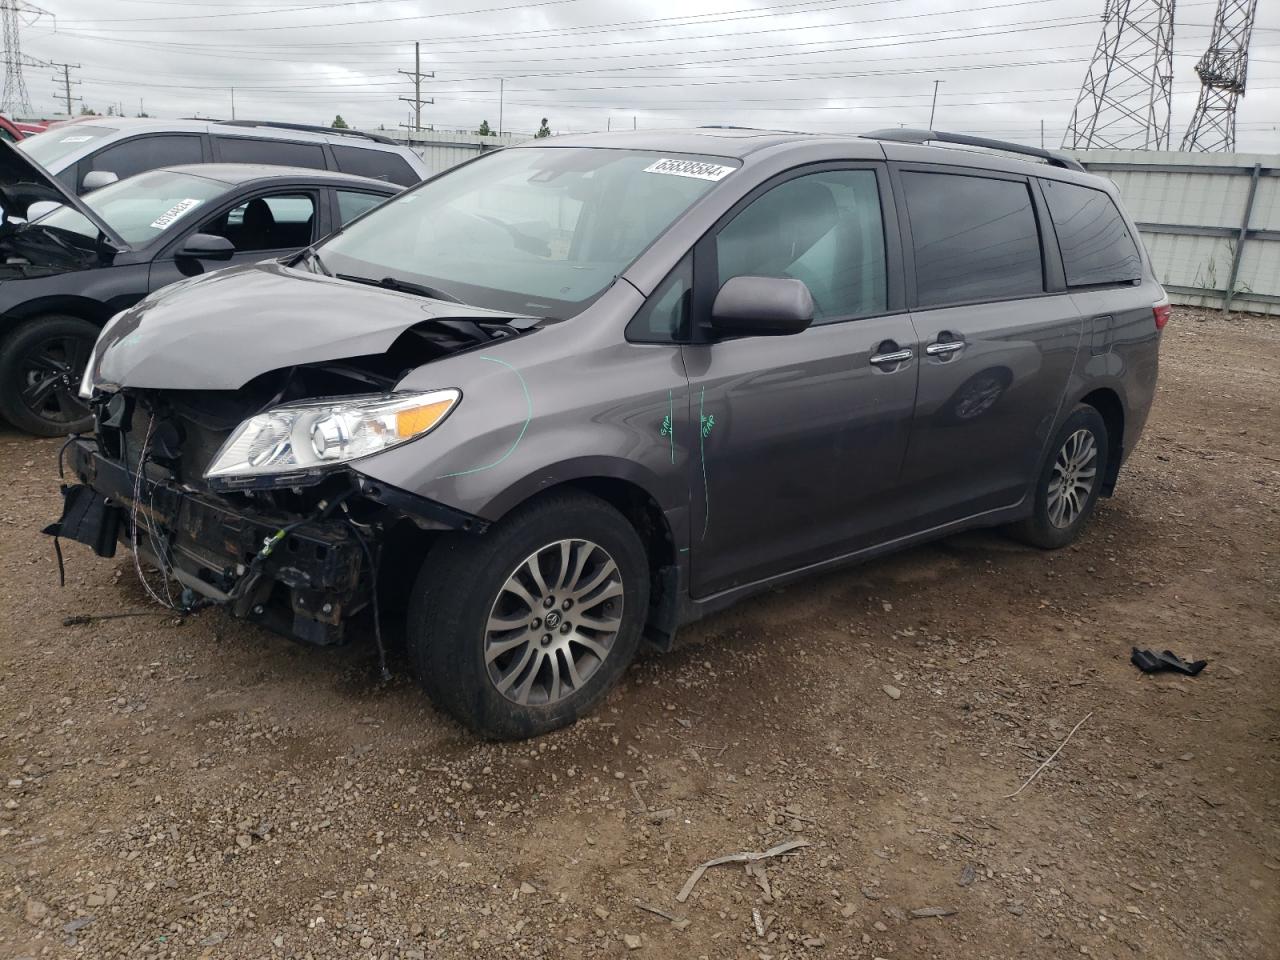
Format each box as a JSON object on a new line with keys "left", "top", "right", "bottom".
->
{"left": 16, "top": 124, "right": 118, "bottom": 169}
{"left": 34, "top": 168, "right": 228, "bottom": 246}
{"left": 318, "top": 147, "right": 738, "bottom": 317}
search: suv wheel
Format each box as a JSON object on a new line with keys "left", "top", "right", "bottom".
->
{"left": 1010, "top": 404, "right": 1110, "bottom": 549}
{"left": 408, "top": 492, "right": 649, "bottom": 739}
{"left": 0, "top": 315, "right": 97, "bottom": 436}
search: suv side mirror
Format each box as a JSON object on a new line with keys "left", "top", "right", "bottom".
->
{"left": 710, "top": 276, "right": 814, "bottom": 337}
{"left": 176, "top": 232, "right": 235, "bottom": 261}
{"left": 81, "top": 170, "right": 119, "bottom": 191}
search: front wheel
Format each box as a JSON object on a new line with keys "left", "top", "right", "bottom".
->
{"left": 0, "top": 315, "right": 97, "bottom": 436}
{"left": 1010, "top": 404, "right": 1110, "bottom": 549}
{"left": 407, "top": 492, "right": 650, "bottom": 739}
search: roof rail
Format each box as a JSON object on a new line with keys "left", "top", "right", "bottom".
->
{"left": 214, "top": 119, "right": 397, "bottom": 146}
{"left": 863, "top": 128, "right": 1085, "bottom": 173}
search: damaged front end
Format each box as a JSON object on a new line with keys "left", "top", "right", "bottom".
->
{"left": 47, "top": 307, "right": 534, "bottom": 645}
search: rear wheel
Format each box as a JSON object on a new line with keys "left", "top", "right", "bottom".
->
{"left": 407, "top": 492, "right": 649, "bottom": 739}
{"left": 1010, "top": 404, "right": 1110, "bottom": 549}
{"left": 0, "top": 315, "right": 97, "bottom": 436}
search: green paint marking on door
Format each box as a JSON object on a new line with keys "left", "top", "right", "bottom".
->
{"left": 698, "top": 386, "right": 710, "bottom": 541}
{"left": 660, "top": 389, "right": 675, "bottom": 463}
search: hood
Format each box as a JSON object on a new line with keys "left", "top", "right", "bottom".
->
{"left": 90, "top": 260, "right": 542, "bottom": 391}
{"left": 0, "top": 139, "right": 125, "bottom": 247}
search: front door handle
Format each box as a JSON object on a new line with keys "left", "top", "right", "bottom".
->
{"left": 925, "top": 340, "right": 966, "bottom": 356}
{"left": 870, "top": 348, "right": 913, "bottom": 366}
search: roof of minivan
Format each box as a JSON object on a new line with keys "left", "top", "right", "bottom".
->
{"left": 515, "top": 126, "right": 1099, "bottom": 184}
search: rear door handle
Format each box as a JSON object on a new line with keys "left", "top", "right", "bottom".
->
{"left": 870, "top": 348, "right": 913, "bottom": 366}
{"left": 926, "top": 332, "right": 966, "bottom": 356}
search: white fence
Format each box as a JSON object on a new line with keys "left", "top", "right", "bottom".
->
{"left": 1070, "top": 149, "right": 1280, "bottom": 316}
{"left": 396, "top": 129, "right": 525, "bottom": 177}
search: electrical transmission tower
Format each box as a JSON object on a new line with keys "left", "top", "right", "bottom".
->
{"left": 1063, "top": 0, "right": 1175, "bottom": 150}
{"left": 1181, "top": 0, "right": 1259, "bottom": 151}
{"left": 1, "top": 0, "right": 50, "bottom": 116}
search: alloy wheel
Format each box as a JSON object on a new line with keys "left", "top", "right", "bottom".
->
{"left": 483, "top": 538, "right": 625, "bottom": 706}
{"left": 1047, "top": 428, "right": 1098, "bottom": 528}
{"left": 18, "top": 333, "right": 91, "bottom": 426}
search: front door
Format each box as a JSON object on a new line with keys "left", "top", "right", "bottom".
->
{"left": 892, "top": 167, "right": 1085, "bottom": 526}
{"left": 683, "top": 164, "right": 919, "bottom": 598}
{"left": 149, "top": 190, "right": 322, "bottom": 289}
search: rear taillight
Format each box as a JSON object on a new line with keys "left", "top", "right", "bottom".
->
{"left": 1153, "top": 304, "right": 1171, "bottom": 331}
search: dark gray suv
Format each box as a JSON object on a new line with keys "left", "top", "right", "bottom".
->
{"left": 53, "top": 127, "right": 1165, "bottom": 738}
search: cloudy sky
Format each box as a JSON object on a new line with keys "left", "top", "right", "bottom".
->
{"left": 15, "top": 0, "right": 1280, "bottom": 150}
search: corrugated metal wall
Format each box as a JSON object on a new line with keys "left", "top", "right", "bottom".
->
{"left": 1070, "top": 150, "right": 1280, "bottom": 316}
{"left": 394, "top": 129, "right": 527, "bottom": 177}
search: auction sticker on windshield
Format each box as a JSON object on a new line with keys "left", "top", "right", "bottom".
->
{"left": 643, "top": 158, "right": 735, "bottom": 181}
{"left": 149, "top": 198, "right": 203, "bottom": 229}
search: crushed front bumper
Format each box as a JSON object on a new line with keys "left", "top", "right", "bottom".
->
{"left": 53, "top": 439, "right": 366, "bottom": 645}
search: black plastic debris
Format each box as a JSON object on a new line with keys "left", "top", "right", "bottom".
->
{"left": 1131, "top": 647, "right": 1207, "bottom": 676}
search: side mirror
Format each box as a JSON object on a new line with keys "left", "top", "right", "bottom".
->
{"left": 81, "top": 170, "right": 119, "bottom": 191}
{"left": 175, "top": 232, "right": 235, "bottom": 261}
{"left": 710, "top": 276, "right": 814, "bottom": 337}
{"left": 25, "top": 200, "right": 62, "bottom": 221}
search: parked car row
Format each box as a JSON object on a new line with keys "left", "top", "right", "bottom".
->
{"left": 46, "top": 126, "right": 1166, "bottom": 738}
{"left": 1, "top": 119, "right": 418, "bottom": 434}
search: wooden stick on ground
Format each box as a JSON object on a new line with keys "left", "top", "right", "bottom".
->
{"left": 1002, "top": 711, "right": 1094, "bottom": 800}
{"left": 676, "top": 839, "right": 809, "bottom": 903}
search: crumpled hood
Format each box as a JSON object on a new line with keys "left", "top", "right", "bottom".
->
{"left": 90, "top": 260, "right": 537, "bottom": 391}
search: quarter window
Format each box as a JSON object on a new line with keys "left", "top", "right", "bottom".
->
{"left": 715, "top": 169, "right": 887, "bottom": 323}
{"left": 901, "top": 171, "right": 1044, "bottom": 307}
{"left": 332, "top": 145, "right": 418, "bottom": 185}
{"left": 1041, "top": 179, "right": 1143, "bottom": 287}
{"left": 628, "top": 256, "right": 691, "bottom": 342}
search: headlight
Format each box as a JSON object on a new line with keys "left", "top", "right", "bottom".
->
{"left": 204, "top": 390, "right": 459, "bottom": 487}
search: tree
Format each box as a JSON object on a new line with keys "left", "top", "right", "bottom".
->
{"left": 78, "top": 104, "right": 97, "bottom": 116}
{"left": 477, "top": 119, "right": 492, "bottom": 137}
{"left": 535, "top": 117, "right": 551, "bottom": 139}
{"left": 332, "top": 115, "right": 349, "bottom": 129}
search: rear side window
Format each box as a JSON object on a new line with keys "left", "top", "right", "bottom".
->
{"left": 332, "top": 145, "right": 418, "bottom": 185}
{"left": 1041, "top": 180, "right": 1142, "bottom": 287}
{"left": 336, "top": 190, "right": 387, "bottom": 224}
{"left": 87, "top": 134, "right": 204, "bottom": 181}
{"left": 215, "top": 137, "right": 326, "bottom": 169}
{"left": 901, "top": 171, "right": 1044, "bottom": 307}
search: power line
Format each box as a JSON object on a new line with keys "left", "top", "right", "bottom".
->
{"left": 399, "top": 41, "right": 433, "bottom": 133}
{"left": 49, "top": 58, "right": 80, "bottom": 116}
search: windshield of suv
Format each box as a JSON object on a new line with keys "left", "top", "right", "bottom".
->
{"left": 33, "top": 168, "right": 229, "bottom": 246}
{"left": 17, "top": 124, "right": 119, "bottom": 169}
{"left": 317, "top": 147, "right": 738, "bottom": 317}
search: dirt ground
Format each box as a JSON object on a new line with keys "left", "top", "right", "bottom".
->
{"left": 0, "top": 306, "right": 1276, "bottom": 960}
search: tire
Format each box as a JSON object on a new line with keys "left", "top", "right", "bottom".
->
{"left": 1010, "top": 404, "right": 1110, "bottom": 550}
{"left": 407, "top": 492, "right": 650, "bottom": 739}
{"left": 0, "top": 315, "right": 97, "bottom": 436}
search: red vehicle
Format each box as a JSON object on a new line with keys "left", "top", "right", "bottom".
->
{"left": 0, "top": 115, "right": 26, "bottom": 143}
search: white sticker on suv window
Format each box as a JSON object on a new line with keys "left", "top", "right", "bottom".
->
{"left": 643, "top": 158, "right": 735, "bottom": 181}
{"left": 59, "top": 135, "right": 93, "bottom": 143}
{"left": 149, "top": 198, "right": 203, "bottom": 229}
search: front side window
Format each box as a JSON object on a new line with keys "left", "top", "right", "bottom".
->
{"left": 902, "top": 171, "right": 1044, "bottom": 308}
{"left": 86, "top": 135, "right": 204, "bottom": 182}
{"left": 201, "top": 193, "right": 316, "bottom": 252}
{"left": 1041, "top": 179, "right": 1143, "bottom": 287}
{"left": 33, "top": 168, "right": 229, "bottom": 245}
{"left": 318, "top": 147, "right": 737, "bottom": 318}
{"left": 715, "top": 169, "right": 887, "bottom": 323}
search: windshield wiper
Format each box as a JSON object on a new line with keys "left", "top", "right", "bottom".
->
{"left": 299, "top": 247, "right": 331, "bottom": 276}
{"left": 336, "top": 273, "right": 464, "bottom": 304}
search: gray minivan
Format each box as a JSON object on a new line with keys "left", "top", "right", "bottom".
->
{"left": 53, "top": 127, "right": 1165, "bottom": 738}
